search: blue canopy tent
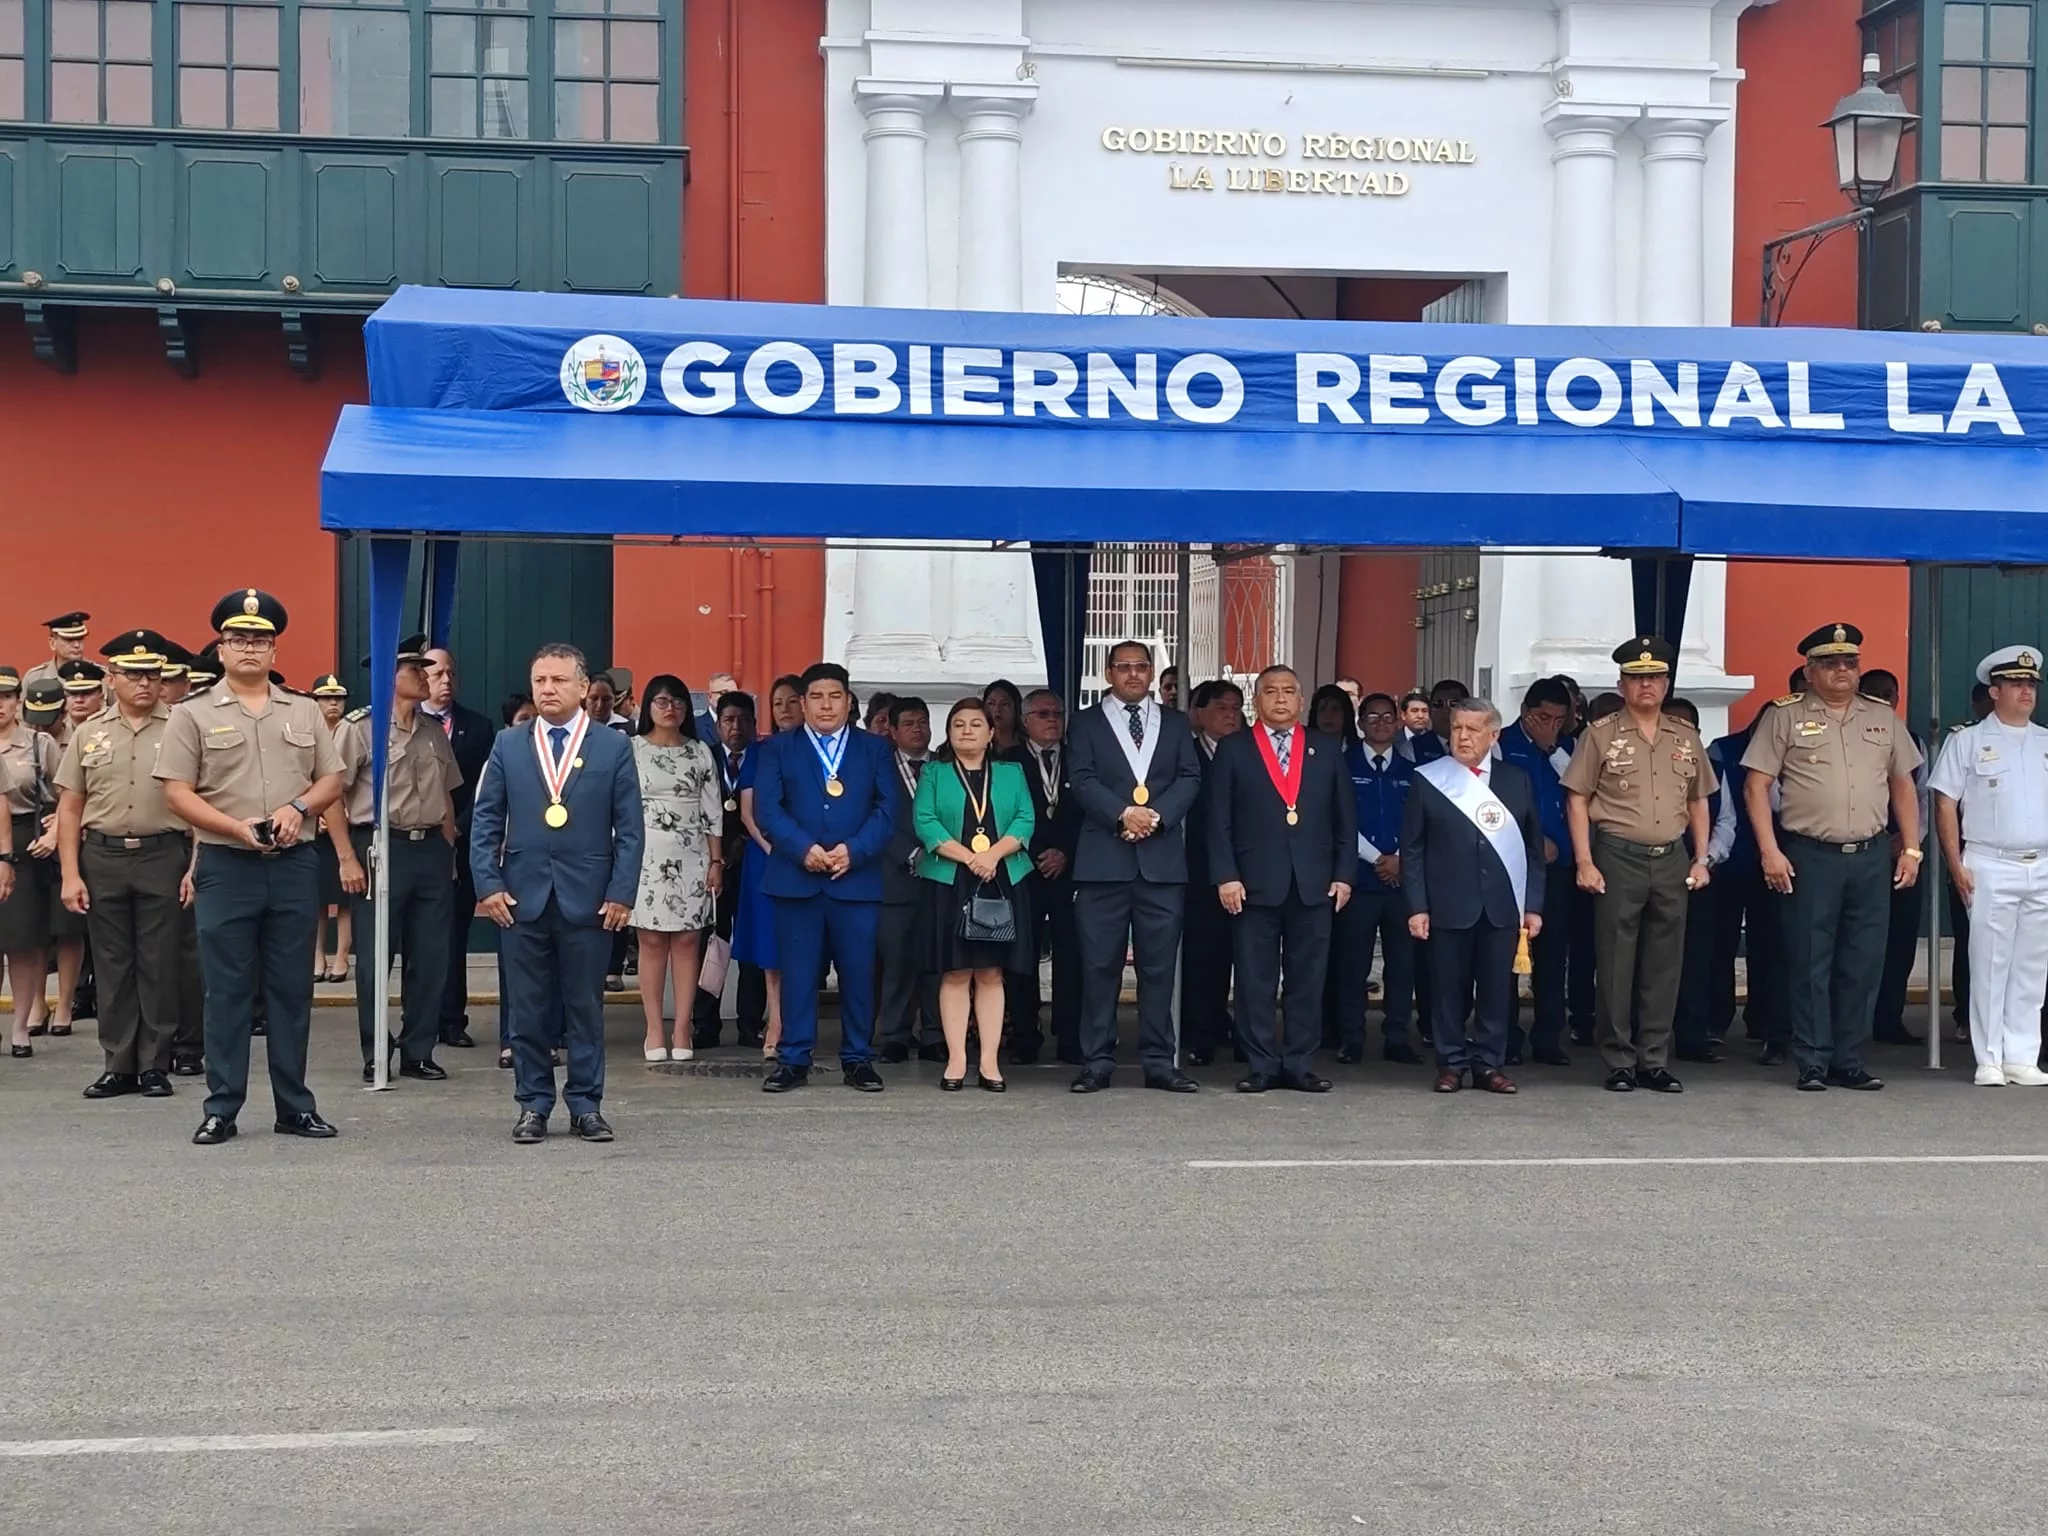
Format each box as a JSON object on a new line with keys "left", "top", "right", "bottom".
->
{"left": 328, "top": 287, "right": 2048, "bottom": 1080}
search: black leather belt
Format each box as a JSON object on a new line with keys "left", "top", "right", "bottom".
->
{"left": 1788, "top": 832, "right": 1879, "bottom": 855}
{"left": 354, "top": 825, "right": 443, "bottom": 841}
{"left": 83, "top": 828, "right": 188, "bottom": 851}
{"left": 1595, "top": 828, "right": 1680, "bottom": 857}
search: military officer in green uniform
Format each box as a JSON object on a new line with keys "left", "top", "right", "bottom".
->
{"left": 55, "top": 630, "right": 187, "bottom": 1100}
{"left": 24, "top": 612, "right": 90, "bottom": 688}
{"left": 1562, "top": 636, "right": 1716, "bottom": 1094}
{"left": 323, "top": 633, "right": 461, "bottom": 1084}
{"left": 156, "top": 589, "right": 345, "bottom": 1145}
{"left": 1742, "top": 623, "right": 1923, "bottom": 1092}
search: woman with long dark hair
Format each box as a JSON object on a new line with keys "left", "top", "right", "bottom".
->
{"left": 629, "top": 675, "right": 722, "bottom": 1062}
{"left": 982, "top": 678, "right": 1025, "bottom": 757}
{"left": 1310, "top": 683, "right": 1359, "bottom": 749}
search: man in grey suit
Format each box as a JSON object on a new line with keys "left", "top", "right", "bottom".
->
{"left": 472, "top": 643, "right": 644, "bottom": 1145}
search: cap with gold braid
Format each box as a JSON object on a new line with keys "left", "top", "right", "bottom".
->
{"left": 1798, "top": 622, "right": 1863, "bottom": 659}
{"left": 99, "top": 628, "right": 169, "bottom": 674}
{"left": 0, "top": 666, "right": 20, "bottom": 696}
{"left": 42, "top": 611, "right": 90, "bottom": 640}
{"left": 1977, "top": 644, "right": 2042, "bottom": 685}
{"left": 156, "top": 640, "right": 191, "bottom": 681}
{"left": 1612, "top": 635, "right": 1676, "bottom": 676}
{"left": 186, "top": 641, "right": 221, "bottom": 689}
{"left": 58, "top": 660, "right": 106, "bottom": 693}
{"left": 209, "top": 588, "right": 288, "bottom": 636}
{"left": 25, "top": 677, "right": 63, "bottom": 724}
{"left": 311, "top": 672, "right": 349, "bottom": 698}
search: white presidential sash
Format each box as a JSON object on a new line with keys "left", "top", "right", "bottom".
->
{"left": 1103, "top": 695, "right": 1160, "bottom": 789}
{"left": 1416, "top": 756, "right": 1528, "bottom": 917}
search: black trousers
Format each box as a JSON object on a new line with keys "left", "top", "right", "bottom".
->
{"left": 191, "top": 843, "right": 319, "bottom": 1123}
{"left": 1710, "top": 862, "right": 1787, "bottom": 1043}
{"left": 172, "top": 905, "right": 204, "bottom": 1058}
{"left": 1330, "top": 883, "right": 1414, "bottom": 1053}
{"left": 1567, "top": 886, "right": 1597, "bottom": 1037}
{"left": 1007, "top": 869, "right": 1080, "bottom": 1058}
{"left": 1672, "top": 883, "right": 1718, "bottom": 1056}
{"left": 1181, "top": 882, "right": 1235, "bottom": 1061}
{"left": 80, "top": 834, "right": 186, "bottom": 1075}
{"left": 1230, "top": 881, "right": 1331, "bottom": 1080}
{"left": 1509, "top": 860, "right": 1571, "bottom": 1059}
{"left": 876, "top": 896, "right": 940, "bottom": 1051}
{"left": 1781, "top": 834, "right": 1891, "bottom": 1074}
{"left": 691, "top": 873, "right": 766, "bottom": 1044}
{"left": 1873, "top": 878, "right": 1923, "bottom": 1040}
{"left": 1074, "top": 878, "right": 1182, "bottom": 1076}
{"left": 1429, "top": 920, "right": 1516, "bottom": 1072}
{"left": 439, "top": 833, "right": 477, "bottom": 1034}
{"left": 349, "top": 830, "right": 454, "bottom": 1066}
{"left": 1949, "top": 880, "right": 1971, "bottom": 1024}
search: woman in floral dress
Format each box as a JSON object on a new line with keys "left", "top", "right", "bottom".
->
{"left": 631, "top": 675, "right": 724, "bottom": 1062}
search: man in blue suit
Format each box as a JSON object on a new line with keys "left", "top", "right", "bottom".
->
{"left": 471, "top": 643, "right": 644, "bottom": 1144}
{"left": 751, "top": 661, "right": 899, "bottom": 1094}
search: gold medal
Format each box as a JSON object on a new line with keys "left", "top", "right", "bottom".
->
{"left": 971, "top": 832, "right": 992, "bottom": 854}
{"left": 544, "top": 803, "right": 569, "bottom": 828}
{"left": 724, "top": 798, "right": 739, "bottom": 813}
{"left": 1132, "top": 784, "right": 1149, "bottom": 806}
{"left": 826, "top": 776, "right": 844, "bottom": 797}
{"left": 1285, "top": 809, "right": 1298, "bottom": 826}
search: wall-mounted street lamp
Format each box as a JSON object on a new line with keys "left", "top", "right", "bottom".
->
{"left": 1759, "top": 54, "right": 1915, "bottom": 325}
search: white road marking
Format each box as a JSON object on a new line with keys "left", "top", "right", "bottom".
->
{"left": 1188, "top": 1154, "right": 2048, "bottom": 1169}
{"left": 0, "top": 1429, "right": 486, "bottom": 1458}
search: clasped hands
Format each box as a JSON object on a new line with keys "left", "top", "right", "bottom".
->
{"left": 1118, "top": 807, "right": 1161, "bottom": 843}
{"left": 804, "top": 843, "right": 853, "bottom": 879}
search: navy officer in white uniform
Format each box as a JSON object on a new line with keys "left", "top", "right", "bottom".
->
{"left": 1930, "top": 644, "right": 2048, "bottom": 1087}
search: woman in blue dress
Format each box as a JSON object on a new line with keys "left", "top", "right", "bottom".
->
{"left": 731, "top": 674, "right": 804, "bottom": 1057}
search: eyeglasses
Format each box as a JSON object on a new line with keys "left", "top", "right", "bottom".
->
{"left": 649, "top": 695, "right": 686, "bottom": 709}
{"left": 1810, "top": 657, "right": 1859, "bottom": 671}
{"left": 1108, "top": 661, "right": 1154, "bottom": 674}
{"left": 221, "top": 636, "right": 274, "bottom": 652}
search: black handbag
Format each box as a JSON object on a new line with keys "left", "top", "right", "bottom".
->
{"left": 959, "top": 880, "right": 1017, "bottom": 944}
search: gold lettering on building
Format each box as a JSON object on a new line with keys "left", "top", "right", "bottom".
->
{"left": 1102, "top": 126, "right": 1474, "bottom": 199}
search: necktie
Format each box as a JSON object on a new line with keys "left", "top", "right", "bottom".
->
{"left": 728, "top": 750, "right": 741, "bottom": 781}
{"left": 908, "top": 758, "right": 923, "bottom": 784}
{"left": 1125, "top": 702, "right": 1145, "bottom": 749}
{"left": 1373, "top": 753, "right": 1386, "bottom": 772}
{"left": 549, "top": 726, "right": 568, "bottom": 767}
{"left": 1274, "top": 728, "right": 1291, "bottom": 776}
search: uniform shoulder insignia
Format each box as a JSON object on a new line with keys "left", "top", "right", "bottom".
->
{"left": 1771, "top": 693, "right": 1802, "bottom": 707}
{"left": 1949, "top": 722, "right": 1970, "bottom": 734}
{"left": 344, "top": 706, "right": 371, "bottom": 722}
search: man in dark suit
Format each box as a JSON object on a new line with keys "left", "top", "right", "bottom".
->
{"left": 1401, "top": 696, "right": 1545, "bottom": 1095}
{"left": 1208, "top": 666, "right": 1355, "bottom": 1093}
{"left": 1006, "top": 688, "right": 1081, "bottom": 1066}
{"left": 1183, "top": 679, "right": 1244, "bottom": 1066}
{"left": 1065, "top": 640, "right": 1205, "bottom": 1093}
{"left": 876, "top": 696, "right": 940, "bottom": 1063}
{"left": 751, "top": 661, "right": 898, "bottom": 1094}
{"left": 471, "top": 643, "right": 645, "bottom": 1144}
{"left": 693, "top": 689, "right": 768, "bottom": 1048}
{"left": 423, "top": 647, "right": 495, "bottom": 1050}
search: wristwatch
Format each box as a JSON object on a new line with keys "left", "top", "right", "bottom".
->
{"left": 0, "top": 852, "right": 16, "bottom": 866}
{"left": 1903, "top": 847, "right": 1924, "bottom": 861}
{"left": 290, "top": 798, "right": 310, "bottom": 817}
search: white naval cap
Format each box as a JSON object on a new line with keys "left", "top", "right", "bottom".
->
{"left": 1976, "top": 644, "right": 2044, "bottom": 685}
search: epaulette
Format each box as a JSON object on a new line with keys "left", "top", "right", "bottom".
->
{"left": 1771, "top": 692, "right": 1802, "bottom": 707}
{"left": 344, "top": 706, "right": 371, "bottom": 722}
{"left": 1949, "top": 721, "right": 1970, "bottom": 734}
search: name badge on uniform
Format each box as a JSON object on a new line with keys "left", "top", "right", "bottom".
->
{"left": 1980, "top": 744, "right": 2000, "bottom": 762}
{"left": 1796, "top": 721, "right": 1825, "bottom": 738}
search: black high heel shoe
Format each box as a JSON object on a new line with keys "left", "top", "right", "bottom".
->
{"left": 940, "top": 1075, "right": 965, "bottom": 1092}
{"left": 10, "top": 1043, "right": 31, "bottom": 1059}
{"left": 978, "top": 1073, "right": 1006, "bottom": 1093}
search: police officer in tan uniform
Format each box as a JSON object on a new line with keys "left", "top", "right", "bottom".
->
{"left": 156, "top": 589, "right": 345, "bottom": 1145}
{"left": 323, "top": 633, "right": 461, "bottom": 1084}
{"left": 1742, "top": 623, "right": 1923, "bottom": 1092}
{"left": 1, "top": 668, "right": 63, "bottom": 1055}
{"left": 55, "top": 630, "right": 187, "bottom": 1101}
{"left": 1562, "top": 636, "right": 1715, "bottom": 1094}
{"left": 24, "top": 612, "right": 90, "bottom": 688}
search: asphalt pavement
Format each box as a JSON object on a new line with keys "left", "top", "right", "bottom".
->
{"left": 2, "top": 1005, "right": 2044, "bottom": 1536}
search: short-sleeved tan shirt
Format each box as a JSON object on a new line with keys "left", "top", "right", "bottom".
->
{"left": 54, "top": 705, "right": 181, "bottom": 836}
{"left": 1561, "top": 710, "right": 1717, "bottom": 845}
{"left": 1741, "top": 692, "right": 1922, "bottom": 843}
{"left": 154, "top": 682, "right": 345, "bottom": 846}
{"left": 336, "top": 709, "right": 460, "bottom": 828}
{"left": 1, "top": 723, "right": 62, "bottom": 818}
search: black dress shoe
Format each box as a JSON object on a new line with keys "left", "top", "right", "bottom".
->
{"left": 572, "top": 1111, "right": 615, "bottom": 1141}
{"left": 1187, "top": 1048, "right": 1215, "bottom": 1067}
{"left": 916, "top": 1043, "right": 947, "bottom": 1063}
{"left": 844, "top": 1062, "right": 886, "bottom": 1092}
{"left": 192, "top": 1115, "right": 237, "bottom": 1145}
{"left": 513, "top": 1110, "right": 548, "bottom": 1143}
{"left": 274, "top": 1111, "right": 338, "bottom": 1139}
{"left": 762, "top": 1064, "right": 810, "bottom": 1093}
{"left": 441, "top": 1026, "right": 476, "bottom": 1049}
{"left": 1334, "top": 1046, "right": 1363, "bottom": 1065}
{"left": 735, "top": 1029, "right": 766, "bottom": 1051}
{"left": 1383, "top": 1041, "right": 1423, "bottom": 1065}
{"left": 1871, "top": 1029, "right": 1920, "bottom": 1045}
{"left": 362, "top": 1062, "right": 376, "bottom": 1083}
{"left": 878, "top": 1042, "right": 910, "bottom": 1064}
{"left": 1796, "top": 1067, "right": 1828, "bottom": 1091}
{"left": 1532, "top": 1047, "right": 1573, "bottom": 1066}
{"left": 399, "top": 1058, "right": 448, "bottom": 1081}
{"left": 171, "top": 1055, "right": 203, "bottom": 1077}
{"left": 1285, "top": 1071, "right": 1333, "bottom": 1093}
{"left": 1674, "top": 1048, "right": 1722, "bottom": 1064}
{"left": 83, "top": 1072, "right": 140, "bottom": 1099}
{"left": 1826, "top": 1068, "right": 1884, "bottom": 1091}
{"left": 1006, "top": 1043, "right": 1040, "bottom": 1066}
{"left": 1636, "top": 1068, "right": 1684, "bottom": 1093}
{"left": 1759, "top": 1041, "right": 1789, "bottom": 1067}
{"left": 1145, "top": 1071, "right": 1200, "bottom": 1093}
{"left": 1504, "top": 1047, "right": 1524, "bottom": 1066}
{"left": 1604, "top": 1069, "right": 1636, "bottom": 1092}
{"left": 139, "top": 1070, "right": 174, "bottom": 1097}
{"left": 1069, "top": 1071, "right": 1111, "bottom": 1093}
{"left": 1236, "top": 1074, "right": 1275, "bottom": 1093}
{"left": 251, "top": 1019, "right": 267, "bottom": 1037}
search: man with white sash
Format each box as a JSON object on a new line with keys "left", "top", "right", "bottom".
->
{"left": 1400, "top": 697, "right": 1546, "bottom": 1095}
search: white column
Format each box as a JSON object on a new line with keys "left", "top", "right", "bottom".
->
{"left": 1637, "top": 115, "right": 1721, "bottom": 328}
{"left": 856, "top": 84, "right": 941, "bottom": 308}
{"left": 953, "top": 88, "right": 1034, "bottom": 311}
{"left": 1542, "top": 107, "right": 1629, "bottom": 325}
{"left": 936, "top": 548, "right": 1045, "bottom": 682}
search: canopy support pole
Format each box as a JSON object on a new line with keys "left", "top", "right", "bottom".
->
{"left": 1925, "top": 570, "right": 1944, "bottom": 1073}
{"left": 1171, "top": 543, "right": 1193, "bottom": 1068}
{"left": 364, "top": 534, "right": 410, "bottom": 1093}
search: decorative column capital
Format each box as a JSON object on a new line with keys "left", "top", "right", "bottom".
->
{"left": 951, "top": 83, "right": 1038, "bottom": 141}
{"left": 1541, "top": 103, "right": 1632, "bottom": 159}
{"left": 855, "top": 79, "right": 945, "bottom": 138}
{"left": 1635, "top": 108, "right": 1729, "bottom": 163}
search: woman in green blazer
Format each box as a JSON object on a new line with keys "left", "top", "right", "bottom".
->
{"left": 913, "top": 698, "right": 1037, "bottom": 1090}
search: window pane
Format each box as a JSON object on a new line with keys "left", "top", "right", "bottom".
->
{"left": 1989, "top": 3, "right": 2030, "bottom": 60}
{"left": 0, "top": 0, "right": 22, "bottom": 52}
{"left": 237, "top": 6, "right": 278, "bottom": 66}
{"left": 50, "top": 60, "right": 99, "bottom": 119}
{"left": 610, "top": 0, "right": 659, "bottom": 14}
{"left": 1897, "top": 123, "right": 1920, "bottom": 185}
{"left": 479, "top": 73, "right": 524, "bottom": 135}
{"left": 553, "top": 78, "right": 601, "bottom": 137}
{"left": 106, "top": 61, "right": 152, "bottom": 122}
{"left": 233, "top": 65, "right": 276, "bottom": 126}
{"left": 1944, "top": 65, "right": 1983, "bottom": 121}
{"left": 553, "top": 18, "right": 602, "bottom": 76}
{"left": 553, "top": 0, "right": 601, "bottom": 11}
{"left": 181, "top": 5, "right": 228, "bottom": 63}
{"left": 51, "top": 0, "right": 98, "bottom": 57}
{"left": 1986, "top": 123, "right": 2028, "bottom": 179}
{"left": 609, "top": 79, "right": 656, "bottom": 140}
{"left": 0, "top": 59, "right": 23, "bottom": 119}
{"left": 180, "top": 63, "right": 227, "bottom": 123}
{"left": 107, "top": 2, "right": 154, "bottom": 61}
{"left": 1987, "top": 67, "right": 2028, "bottom": 121}
{"left": 430, "top": 74, "right": 475, "bottom": 135}
{"left": 482, "top": 15, "right": 525, "bottom": 73}
{"left": 1945, "top": 2, "right": 1985, "bottom": 60}
{"left": 1898, "top": 13, "right": 1919, "bottom": 65}
{"left": 609, "top": 19, "right": 658, "bottom": 79}
{"left": 1896, "top": 68, "right": 1920, "bottom": 114}
{"left": 431, "top": 14, "right": 474, "bottom": 72}
{"left": 1941, "top": 121, "right": 1983, "bottom": 176}
{"left": 300, "top": 9, "right": 411, "bottom": 135}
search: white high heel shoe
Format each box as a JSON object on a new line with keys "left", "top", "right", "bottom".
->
{"left": 645, "top": 1047, "right": 670, "bottom": 1063}
{"left": 669, "top": 1047, "right": 694, "bottom": 1062}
